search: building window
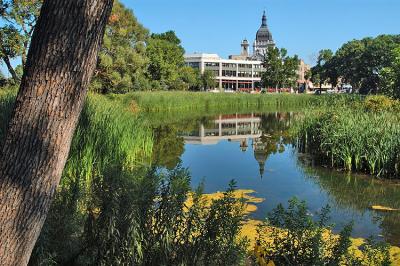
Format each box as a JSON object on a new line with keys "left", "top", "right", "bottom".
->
{"left": 253, "top": 72, "right": 262, "bottom": 78}
{"left": 186, "top": 62, "right": 200, "bottom": 69}
{"left": 238, "top": 71, "right": 252, "bottom": 77}
{"left": 222, "top": 80, "right": 237, "bottom": 90}
{"left": 222, "top": 63, "right": 237, "bottom": 68}
{"left": 238, "top": 64, "right": 252, "bottom": 68}
{"left": 205, "top": 62, "right": 220, "bottom": 67}
{"left": 222, "top": 70, "right": 237, "bottom": 77}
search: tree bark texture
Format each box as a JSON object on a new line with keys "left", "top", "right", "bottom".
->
{"left": 0, "top": 0, "right": 114, "bottom": 265}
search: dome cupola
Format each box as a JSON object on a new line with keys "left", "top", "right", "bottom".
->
{"left": 256, "top": 11, "right": 273, "bottom": 43}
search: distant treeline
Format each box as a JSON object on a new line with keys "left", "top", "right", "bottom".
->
{"left": 311, "top": 35, "right": 400, "bottom": 98}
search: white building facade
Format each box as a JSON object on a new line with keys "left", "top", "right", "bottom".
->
{"left": 184, "top": 12, "right": 276, "bottom": 92}
{"left": 185, "top": 53, "right": 263, "bottom": 91}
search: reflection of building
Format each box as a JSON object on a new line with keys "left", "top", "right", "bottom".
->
{"left": 182, "top": 113, "right": 272, "bottom": 178}
{"left": 182, "top": 113, "right": 262, "bottom": 145}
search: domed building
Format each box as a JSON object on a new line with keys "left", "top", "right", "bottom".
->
{"left": 252, "top": 11, "right": 275, "bottom": 60}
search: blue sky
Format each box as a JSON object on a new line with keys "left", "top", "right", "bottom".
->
{"left": 1, "top": 0, "right": 399, "bottom": 76}
{"left": 125, "top": 0, "right": 400, "bottom": 65}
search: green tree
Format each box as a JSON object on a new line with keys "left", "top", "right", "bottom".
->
{"left": 262, "top": 47, "right": 299, "bottom": 91}
{"left": 333, "top": 35, "right": 400, "bottom": 93}
{"left": 0, "top": 0, "right": 114, "bottom": 264}
{"left": 146, "top": 31, "right": 185, "bottom": 90}
{"left": 380, "top": 47, "right": 400, "bottom": 98}
{"left": 91, "top": 0, "right": 150, "bottom": 93}
{"left": 201, "top": 69, "right": 217, "bottom": 90}
{"left": 311, "top": 49, "right": 334, "bottom": 89}
{"left": 179, "top": 66, "right": 202, "bottom": 91}
{"left": 0, "top": 0, "right": 42, "bottom": 82}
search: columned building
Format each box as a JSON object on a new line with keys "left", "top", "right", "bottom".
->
{"left": 184, "top": 53, "right": 263, "bottom": 91}
{"left": 184, "top": 11, "right": 307, "bottom": 92}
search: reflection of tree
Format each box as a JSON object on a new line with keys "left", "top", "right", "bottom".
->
{"left": 152, "top": 125, "right": 185, "bottom": 170}
{"left": 151, "top": 116, "right": 215, "bottom": 170}
{"left": 260, "top": 112, "right": 292, "bottom": 145}
{"left": 298, "top": 159, "right": 400, "bottom": 246}
{"left": 252, "top": 112, "right": 293, "bottom": 178}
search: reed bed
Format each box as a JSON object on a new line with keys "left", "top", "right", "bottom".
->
{"left": 117, "top": 91, "right": 361, "bottom": 112}
{"left": 0, "top": 91, "right": 154, "bottom": 191}
{"left": 62, "top": 94, "right": 154, "bottom": 191}
{"left": 293, "top": 97, "right": 400, "bottom": 179}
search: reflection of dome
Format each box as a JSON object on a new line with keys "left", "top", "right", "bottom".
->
{"left": 253, "top": 138, "right": 269, "bottom": 178}
{"left": 256, "top": 11, "right": 273, "bottom": 43}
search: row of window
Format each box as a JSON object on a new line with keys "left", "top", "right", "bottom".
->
{"left": 205, "top": 62, "right": 219, "bottom": 67}
{"left": 221, "top": 70, "right": 262, "bottom": 78}
{"left": 222, "top": 70, "right": 237, "bottom": 77}
{"left": 203, "top": 62, "right": 264, "bottom": 69}
{"left": 238, "top": 71, "right": 252, "bottom": 77}
{"left": 238, "top": 64, "right": 252, "bottom": 68}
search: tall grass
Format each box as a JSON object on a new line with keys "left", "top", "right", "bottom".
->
{"left": 293, "top": 96, "right": 400, "bottom": 179}
{"left": 115, "top": 91, "right": 362, "bottom": 112}
{"left": 0, "top": 91, "right": 154, "bottom": 192}
{"left": 62, "top": 94, "right": 154, "bottom": 193}
{"left": 0, "top": 89, "right": 15, "bottom": 141}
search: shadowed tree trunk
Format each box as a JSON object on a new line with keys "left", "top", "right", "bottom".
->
{"left": 0, "top": 0, "right": 114, "bottom": 265}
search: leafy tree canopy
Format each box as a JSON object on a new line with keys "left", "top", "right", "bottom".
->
{"left": 91, "top": 0, "right": 150, "bottom": 93}
{"left": 0, "top": 0, "right": 41, "bottom": 81}
{"left": 262, "top": 47, "right": 300, "bottom": 90}
{"left": 312, "top": 34, "right": 400, "bottom": 95}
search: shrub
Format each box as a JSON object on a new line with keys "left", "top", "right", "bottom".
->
{"left": 363, "top": 95, "right": 399, "bottom": 112}
{"left": 255, "top": 198, "right": 391, "bottom": 266}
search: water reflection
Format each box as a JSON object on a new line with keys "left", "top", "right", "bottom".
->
{"left": 180, "top": 113, "right": 291, "bottom": 178}
{"left": 156, "top": 112, "right": 400, "bottom": 246}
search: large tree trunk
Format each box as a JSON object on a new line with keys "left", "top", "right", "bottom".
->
{"left": 0, "top": 0, "right": 114, "bottom": 265}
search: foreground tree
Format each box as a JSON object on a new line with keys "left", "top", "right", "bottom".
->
{"left": 0, "top": 0, "right": 114, "bottom": 265}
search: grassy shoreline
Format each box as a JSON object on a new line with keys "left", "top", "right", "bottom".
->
{"left": 111, "top": 91, "right": 362, "bottom": 112}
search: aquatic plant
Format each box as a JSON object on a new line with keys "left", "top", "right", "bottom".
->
{"left": 293, "top": 96, "right": 400, "bottom": 179}
{"left": 117, "top": 91, "right": 361, "bottom": 112}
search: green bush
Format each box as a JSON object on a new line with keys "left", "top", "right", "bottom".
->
{"left": 256, "top": 198, "right": 391, "bottom": 266}
{"left": 363, "top": 95, "right": 399, "bottom": 112}
{"left": 31, "top": 167, "right": 249, "bottom": 265}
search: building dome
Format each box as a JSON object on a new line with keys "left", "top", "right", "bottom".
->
{"left": 256, "top": 11, "right": 273, "bottom": 43}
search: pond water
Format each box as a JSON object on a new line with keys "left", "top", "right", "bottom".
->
{"left": 152, "top": 112, "right": 400, "bottom": 246}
